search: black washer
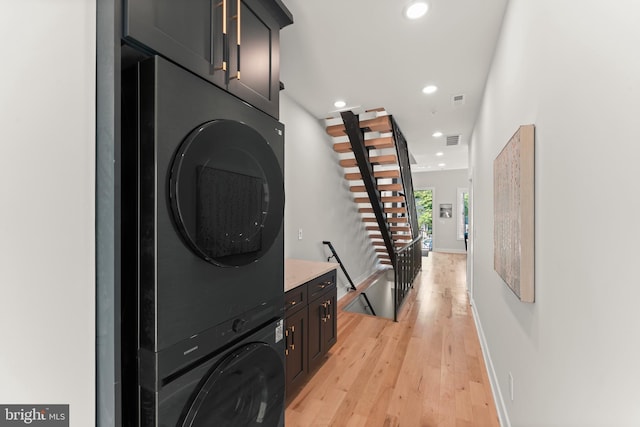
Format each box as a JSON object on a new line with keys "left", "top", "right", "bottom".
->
{"left": 181, "top": 343, "right": 284, "bottom": 426}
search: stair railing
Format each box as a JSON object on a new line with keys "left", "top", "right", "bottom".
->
{"left": 339, "top": 110, "right": 422, "bottom": 321}
{"left": 323, "top": 241, "right": 376, "bottom": 316}
{"left": 393, "top": 235, "right": 422, "bottom": 321}
{"left": 340, "top": 111, "right": 397, "bottom": 266}
{"left": 389, "top": 116, "right": 422, "bottom": 320}
{"left": 390, "top": 116, "right": 420, "bottom": 239}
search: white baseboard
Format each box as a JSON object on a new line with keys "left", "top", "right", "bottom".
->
{"left": 470, "top": 297, "right": 510, "bottom": 427}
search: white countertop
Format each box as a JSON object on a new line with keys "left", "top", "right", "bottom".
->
{"left": 284, "top": 259, "right": 339, "bottom": 292}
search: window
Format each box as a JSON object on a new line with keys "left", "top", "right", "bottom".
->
{"left": 457, "top": 188, "right": 469, "bottom": 240}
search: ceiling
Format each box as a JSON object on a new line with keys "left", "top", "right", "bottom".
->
{"left": 279, "top": 0, "right": 508, "bottom": 172}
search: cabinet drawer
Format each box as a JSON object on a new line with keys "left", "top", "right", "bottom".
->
{"left": 284, "top": 286, "right": 307, "bottom": 315}
{"left": 307, "top": 271, "right": 336, "bottom": 301}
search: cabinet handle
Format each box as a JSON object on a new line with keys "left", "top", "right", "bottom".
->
{"left": 230, "top": 0, "right": 241, "bottom": 80}
{"left": 289, "top": 326, "right": 295, "bottom": 350}
{"left": 214, "top": 0, "right": 228, "bottom": 72}
{"left": 319, "top": 281, "right": 331, "bottom": 290}
{"left": 284, "top": 328, "right": 289, "bottom": 356}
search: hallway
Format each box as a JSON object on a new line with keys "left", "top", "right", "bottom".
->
{"left": 285, "top": 252, "right": 500, "bottom": 427}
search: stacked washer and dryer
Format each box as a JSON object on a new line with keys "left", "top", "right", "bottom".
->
{"left": 120, "top": 4, "right": 290, "bottom": 425}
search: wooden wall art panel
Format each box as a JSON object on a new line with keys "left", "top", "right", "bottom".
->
{"left": 493, "top": 124, "right": 535, "bottom": 302}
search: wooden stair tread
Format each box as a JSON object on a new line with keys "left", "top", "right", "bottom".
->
{"left": 369, "top": 234, "right": 412, "bottom": 241}
{"left": 355, "top": 195, "right": 405, "bottom": 203}
{"left": 326, "top": 115, "right": 392, "bottom": 137}
{"left": 358, "top": 207, "right": 407, "bottom": 214}
{"left": 367, "top": 226, "right": 411, "bottom": 233}
{"left": 373, "top": 241, "right": 406, "bottom": 247}
{"left": 344, "top": 169, "right": 400, "bottom": 180}
{"left": 333, "top": 136, "right": 395, "bottom": 153}
{"left": 339, "top": 154, "right": 397, "bottom": 168}
{"left": 350, "top": 183, "right": 402, "bottom": 192}
{"left": 367, "top": 226, "right": 411, "bottom": 232}
{"left": 362, "top": 217, "right": 408, "bottom": 223}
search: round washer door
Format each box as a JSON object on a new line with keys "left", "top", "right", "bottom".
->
{"left": 181, "top": 342, "right": 285, "bottom": 427}
{"left": 170, "top": 119, "right": 284, "bottom": 267}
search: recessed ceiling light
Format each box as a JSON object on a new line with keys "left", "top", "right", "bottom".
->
{"left": 438, "top": 163, "right": 446, "bottom": 167}
{"left": 436, "top": 152, "right": 444, "bottom": 156}
{"left": 422, "top": 85, "right": 438, "bottom": 95}
{"left": 334, "top": 100, "right": 346, "bottom": 108}
{"left": 405, "top": 1, "right": 429, "bottom": 19}
{"left": 432, "top": 131, "right": 443, "bottom": 138}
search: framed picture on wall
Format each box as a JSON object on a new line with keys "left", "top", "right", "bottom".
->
{"left": 494, "top": 124, "right": 535, "bottom": 303}
{"left": 439, "top": 203, "right": 452, "bottom": 218}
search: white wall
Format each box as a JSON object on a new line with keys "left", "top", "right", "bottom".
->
{"left": 470, "top": 0, "right": 640, "bottom": 425}
{"left": 0, "top": 1, "right": 96, "bottom": 425}
{"left": 412, "top": 169, "right": 468, "bottom": 253}
{"left": 281, "top": 94, "right": 379, "bottom": 299}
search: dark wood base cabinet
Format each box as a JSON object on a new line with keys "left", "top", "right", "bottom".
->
{"left": 284, "top": 269, "right": 337, "bottom": 400}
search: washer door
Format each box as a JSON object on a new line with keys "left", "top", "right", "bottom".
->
{"left": 181, "top": 342, "right": 285, "bottom": 427}
{"left": 170, "top": 119, "right": 284, "bottom": 267}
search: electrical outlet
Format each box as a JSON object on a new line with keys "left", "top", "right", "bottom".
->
{"left": 298, "top": 228, "right": 303, "bottom": 240}
{"left": 508, "top": 372, "right": 514, "bottom": 401}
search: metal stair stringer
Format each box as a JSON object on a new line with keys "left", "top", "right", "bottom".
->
{"left": 340, "top": 110, "right": 397, "bottom": 266}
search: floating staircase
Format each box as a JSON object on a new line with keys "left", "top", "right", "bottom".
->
{"left": 325, "top": 108, "right": 418, "bottom": 267}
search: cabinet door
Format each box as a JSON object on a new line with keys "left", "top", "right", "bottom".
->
{"left": 322, "top": 291, "right": 337, "bottom": 351}
{"left": 123, "top": 0, "right": 226, "bottom": 88}
{"left": 307, "top": 296, "right": 324, "bottom": 372}
{"left": 227, "top": 0, "right": 280, "bottom": 117}
{"left": 285, "top": 308, "right": 307, "bottom": 394}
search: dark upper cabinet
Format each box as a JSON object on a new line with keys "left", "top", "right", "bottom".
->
{"left": 122, "top": 0, "right": 292, "bottom": 118}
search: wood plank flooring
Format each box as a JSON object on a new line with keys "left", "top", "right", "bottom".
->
{"left": 285, "top": 252, "right": 500, "bottom": 427}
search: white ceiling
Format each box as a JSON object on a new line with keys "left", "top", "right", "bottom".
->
{"left": 279, "top": 0, "right": 508, "bottom": 172}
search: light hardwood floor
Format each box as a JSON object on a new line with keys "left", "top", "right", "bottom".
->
{"left": 285, "top": 252, "right": 500, "bottom": 427}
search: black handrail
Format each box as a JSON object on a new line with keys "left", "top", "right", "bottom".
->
{"left": 323, "top": 241, "right": 377, "bottom": 317}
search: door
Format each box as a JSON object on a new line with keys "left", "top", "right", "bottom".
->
{"left": 307, "top": 292, "right": 336, "bottom": 372}
{"left": 123, "top": 0, "right": 227, "bottom": 88}
{"left": 181, "top": 342, "right": 284, "bottom": 426}
{"left": 321, "top": 292, "right": 337, "bottom": 350}
{"left": 284, "top": 309, "right": 307, "bottom": 393}
{"left": 227, "top": 0, "right": 281, "bottom": 117}
{"left": 169, "top": 119, "right": 285, "bottom": 267}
